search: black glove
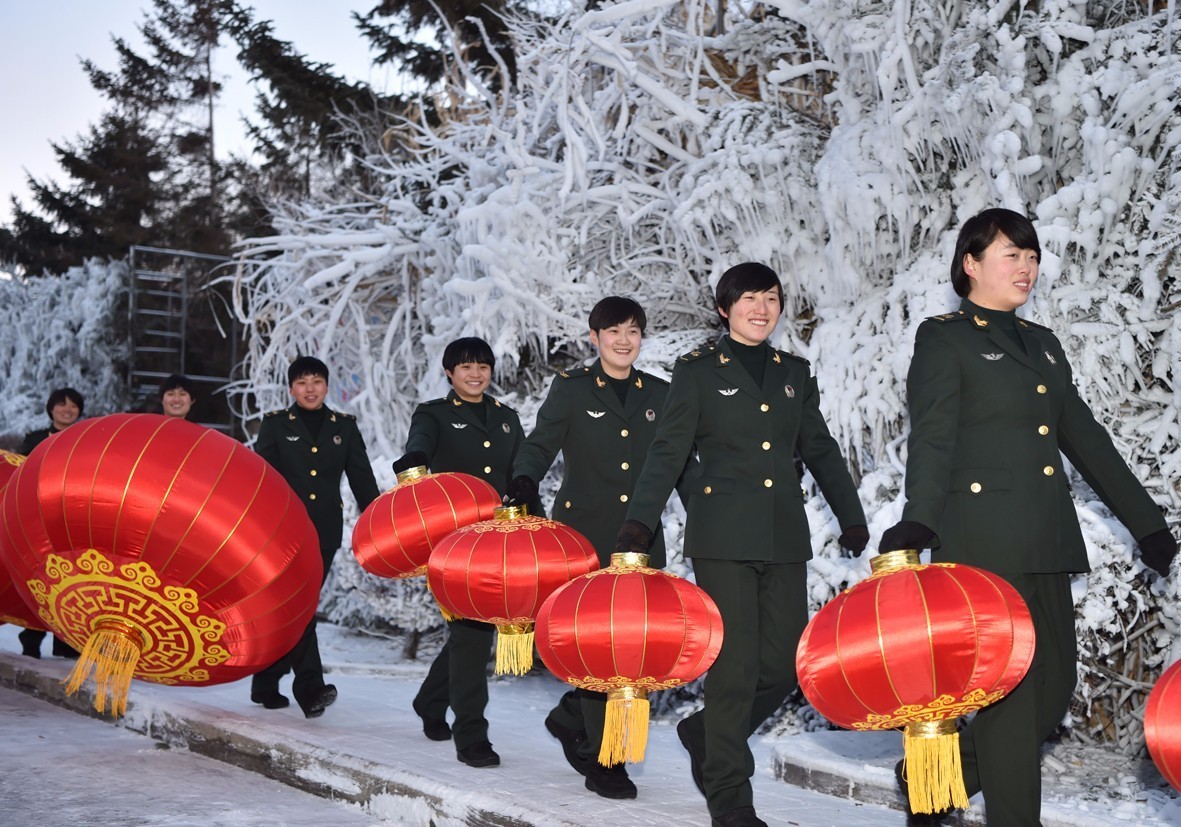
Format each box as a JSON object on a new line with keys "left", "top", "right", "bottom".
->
{"left": 1138, "top": 528, "right": 1178, "bottom": 578}
{"left": 614, "top": 519, "right": 653, "bottom": 554}
{"left": 838, "top": 525, "right": 870, "bottom": 557}
{"left": 392, "top": 451, "right": 428, "bottom": 475}
{"left": 879, "top": 520, "right": 936, "bottom": 552}
{"left": 505, "top": 475, "right": 537, "bottom": 507}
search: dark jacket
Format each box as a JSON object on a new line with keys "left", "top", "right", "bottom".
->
{"left": 405, "top": 391, "right": 534, "bottom": 509}
{"left": 255, "top": 404, "right": 379, "bottom": 552}
{"left": 627, "top": 336, "right": 865, "bottom": 562}
{"left": 513, "top": 362, "right": 684, "bottom": 567}
{"left": 19, "top": 427, "right": 58, "bottom": 455}
{"left": 901, "top": 300, "right": 1167, "bottom": 574}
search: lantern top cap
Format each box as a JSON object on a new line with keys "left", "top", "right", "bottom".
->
{"left": 395, "top": 465, "right": 429, "bottom": 484}
{"left": 610, "top": 552, "right": 650, "bottom": 568}
{"left": 493, "top": 504, "right": 529, "bottom": 521}
{"left": 870, "top": 549, "right": 921, "bottom": 575}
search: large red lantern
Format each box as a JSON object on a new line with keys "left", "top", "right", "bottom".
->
{"left": 796, "top": 550, "right": 1035, "bottom": 814}
{"left": 0, "top": 449, "right": 46, "bottom": 629}
{"left": 1145, "top": 659, "right": 1181, "bottom": 792}
{"left": 427, "top": 505, "right": 598, "bottom": 675}
{"left": 0, "top": 414, "right": 323, "bottom": 715}
{"left": 352, "top": 466, "right": 499, "bottom": 578}
{"left": 535, "top": 552, "right": 723, "bottom": 766}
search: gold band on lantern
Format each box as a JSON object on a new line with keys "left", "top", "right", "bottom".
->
{"left": 870, "top": 549, "right": 921, "bottom": 575}
{"left": 395, "top": 465, "right": 430, "bottom": 484}
{"left": 493, "top": 504, "right": 529, "bottom": 520}
{"left": 610, "top": 552, "right": 650, "bottom": 568}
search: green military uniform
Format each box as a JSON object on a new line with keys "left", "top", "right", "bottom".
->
{"left": 626, "top": 336, "right": 865, "bottom": 817}
{"left": 251, "top": 403, "right": 379, "bottom": 710}
{"left": 512, "top": 361, "right": 685, "bottom": 767}
{"left": 900, "top": 299, "right": 1168, "bottom": 825}
{"left": 407, "top": 390, "right": 534, "bottom": 752}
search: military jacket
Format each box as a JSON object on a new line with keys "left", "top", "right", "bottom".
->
{"left": 901, "top": 299, "right": 1167, "bottom": 574}
{"left": 626, "top": 336, "right": 865, "bottom": 563}
{"left": 513, "top": 362, "right": 679, "bottom": 567}
{"left": 255, "top": 404, "right": 380, "bottom": 552}
{"left": 405, "top": 390, "right": 529, "bottom": 502}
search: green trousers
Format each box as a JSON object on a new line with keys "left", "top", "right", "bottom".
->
{"left": 958, "top": 571, "right": 1076, "bottom": 826}
{"left": 413, "top": 618, "right": 496, "bottom": 750}
{"left": 679, "top": 559, "right": 808, "bottom": 817}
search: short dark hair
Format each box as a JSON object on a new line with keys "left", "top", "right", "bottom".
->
{"left": 45, "top": 387, "right": 84, "bottom": 418}
{"left": 288, "top": 356, "right": 330, "bottom": 385}
{"left": 588, "top": 296, "right": 647, "bottom": 335}
{"left": 715, "top": 262, "right": 784, "bottom": 320}
{"left": 159, "top": 373, "right": 195, "bottom": 398}
{"left": 442, "top": 337, "right": 495, "bottom": 374}
{"left": 951, "top": 208, "right": 1041, "bottom": 297}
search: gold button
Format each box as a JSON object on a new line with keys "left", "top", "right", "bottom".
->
{"left": 761, "top": 441, "right": 771, "bottom": 450}
{"left": 1043, "top": 466, "right": 1054, "bottom": 476}
{"left": 764, "top": 479, "right": 773, "bottom": 488}
{"left": 1036, "top": 384, "right": 1047, "bottom": 394}
{"left": 970, "top": 482, "right": 982, "bottom": 493}
{"left": 620, "top": 429, "right": 629, "bottom": 437}
{"left": 760, "top": 404, "right": 770, "bottom": 412}
{"left": 1038, "top": 425, "right": 1049, "bottom": 435}
{"left": 309, "top": 493, "right": 317, "bottom": 500}
{"left": 311, "top": 447, "right": 318, "bottom": 453}
{"left": 619, "top": 494, "right": 629, "bottom": 503}
{"left": 564, "top": 500, "right": 571, "bottom": 508}
{"left": 310, "top": 470, "right": 317, "bottom": 477}
{"left": 621, "top": 462, "right": 630, "bottom": 470}
{"left": 484, "top": 466, "right": 492, "bottom": 474}
{"left": 483, "top": 440, "right": 491, "bottom": 448}
{"left": 704, "top": 485, "right": 713, "bottom": 495}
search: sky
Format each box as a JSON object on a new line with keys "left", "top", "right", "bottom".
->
{"left": 0, "top": 1, "right": 391, "bottom": 225}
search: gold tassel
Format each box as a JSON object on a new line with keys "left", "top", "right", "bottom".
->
{"left": 903, "top": 720, "right": 969, "bottom": 814}
{"left": 599, "top": 687, "right": 650, "bottom": 766}
{"left": 494, "top": 623, "right": 534, "bottom": 675}
{"left": 63, "top": 619, "right": 144, "bottom": 717}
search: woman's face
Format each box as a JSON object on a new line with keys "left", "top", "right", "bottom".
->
{"left": 50, "top": 399, "right": 80, "bottom": 430}
{"left": 719, "top": 288, "right": 781, "bottom": 346}
{"left": 446, "top": 362, "right": 492, "bottom": 403}
{"left": 965, "top": 232, "right": 1039, "bottom": 311}
{"left": 590, "top": 318, "right": 643, "bottom": 379}
{"left": 162, "top": 388, "right": 194, "bottom": 418}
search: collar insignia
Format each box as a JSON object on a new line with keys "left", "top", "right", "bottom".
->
{"left": 718, "top": 353, "right": 730, "bottom": 365}
{"left": 1018, "top": 320, "right": 1029, "bottom": 328}
{"left": 330, "top": 414, "right": 337, "bottom": 422}
{"left": 981, "top": 353, "right": 1004, "bottom": 361}
{"left": 784, "top": 385, "right": 795, "bottom": 398}
{"left": 972, "top": 314, "right": 989, "bottom": 328}
{"left": 494, "top": 400, "right": 502, "bottom": 407}
{"left": 452, "top": 398, "right": 463, "bottom": 406}
{"left": 718, "top": 388, "right": 738, "bottom": 396}
{"left": 690, "top": 350, "right": 701, "bottom": 357}
{"left": 595, "top": 376, "right": 606, "bottom": 388}
{"left": 288, "top": 413, "right": 296, "bottom": 420}
{"left": 586, "top": 410, "right": 606, "bottom": 418}
{"left": 772, "top": 352, "right": 781, "bottom": 364}
{"left": 634, "top": 376, "right": 643, "bottom": 389}
{"left": 451, "top": 422, "right": 468, "bottom": 429}
{"left": 559, "top": 371, "right": 569, "bottom": 378}
{"left": 1045, "top": 351, "right": 1057, "bottom": 365}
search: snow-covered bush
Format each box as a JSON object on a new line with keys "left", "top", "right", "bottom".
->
{"left": 0, "top": 259, "right": 130, "bottom": 443}
{"left": 231, "top": 0, "right": 1180, "bottom": 748}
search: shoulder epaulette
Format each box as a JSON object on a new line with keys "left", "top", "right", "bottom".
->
{"left": 678, "top": 345, "right": 717, "bottom": 363}
{"left": 1017, "top": 317, "right": 1052, "bottom": 332}
{"left": 777, "top": 349, "right": 809, "bottom": 366}
{"left": 421, "top": 397, "right": 450, "bottom": 407}
{"left": 556, "top": 366, "right": 593, "bottom": 380}
{"left": 264, "top": 408, "right": 286, "bottom": 418}
{"left": 487, "top": 395, "right": 516, "bottom": 413}
{"left": 637, "top": 369, "right": 669, "bottom": 386}
{"left": 337, "top": 412, "right": 357, "bottom": 420}
{"left": 927, "top": 310, "right": 968, "bottom": 323}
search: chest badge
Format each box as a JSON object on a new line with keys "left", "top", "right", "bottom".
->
{"left": 784, "top": 385, "right": 795, "bottom": 399}
{"left": 981, "top": 353, "right": 1004, "bottom": 361}
{"left": 1044, "top": 351, "right": 1057, "bottom": 365}
{"left": 645, "top": 409, "right": 655, "bottom": 422}
{"left": 502, "top": 423, "right": 511, "bottom": 433}
{"left": 285, "top": 435, "right": 300, "bottom": 442}
{"left": 333, "top": 435, "right": 342, "bottom": 445}
{"left": 451, "top": 422, "right": 468, "bottom": 429}
{"left": 586, "top": 410, "right": 606, "bottom": 418}
{"left": 718, "top": 388, "right": 738, "bottom": 396}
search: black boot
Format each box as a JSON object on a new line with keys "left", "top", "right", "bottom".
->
{"left": 711, "top": 806, "right": 768, "bottom": 827}
{"left": 250, "top": 689, "right": 291, "bottom": 710}
{"left": 544, "top": 714, "right": 589, "bottom": 776}
{"left": 51, "top": 636, "right": 80, "bottom": 659}
{"left": 18, "top": 629, "right": 42, "bottom": 659}
{"left": 298, "top": 684, "right": 337, "bottom": 719}
{"left": 584, "top": 761, "right": 637, "bottom": 799}
{"left": 456, "top": 740, "right": 500, "bottom": 768}
{"left": 413, "top": 697, "right": 452, "bottom": 741}
{"left": 677, "top": 717, "right": 706, "bottom": 797}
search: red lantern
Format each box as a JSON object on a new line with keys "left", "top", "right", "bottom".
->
{"left": 0, "top": 449, "right": 46, "bottom": 629}
{"left": 535, "top": 551, "right": 724, "bottom": 765}
{"left": 1146, "top": 659, "right": 1181, "bottom": 792}
{"left": 352, "top": 466, "right": 500, "bottom": 578}
{"left": 796, "top": 550, "right": 1035, "bottom": 814}
{"left": 0, "top": 414, "right": 323, "bottom": 715}
{"left": 427, "top": 505, "right": 598, "bottom": 675}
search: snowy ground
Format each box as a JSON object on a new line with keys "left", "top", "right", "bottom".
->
{"left": 1, "top": 621, "right": 1178, "bottom": 826}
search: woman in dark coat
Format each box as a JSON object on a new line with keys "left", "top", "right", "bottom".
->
{"left": 880, "top": 208, "right": 1176, "bottom": 826}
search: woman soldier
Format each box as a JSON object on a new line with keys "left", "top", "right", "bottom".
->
{"left": 618, "top": 263, "right": 868, "bottom": 827}
{"left": 880, "top": 208, "right": 1176, "bottom": 825}
{"left": 394, "top": 336, "right": 541, "bottom": 769}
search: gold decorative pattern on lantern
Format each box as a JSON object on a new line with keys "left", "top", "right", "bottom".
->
{"left": 851, "top": 689, "right": 1006, "bottom": 730}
